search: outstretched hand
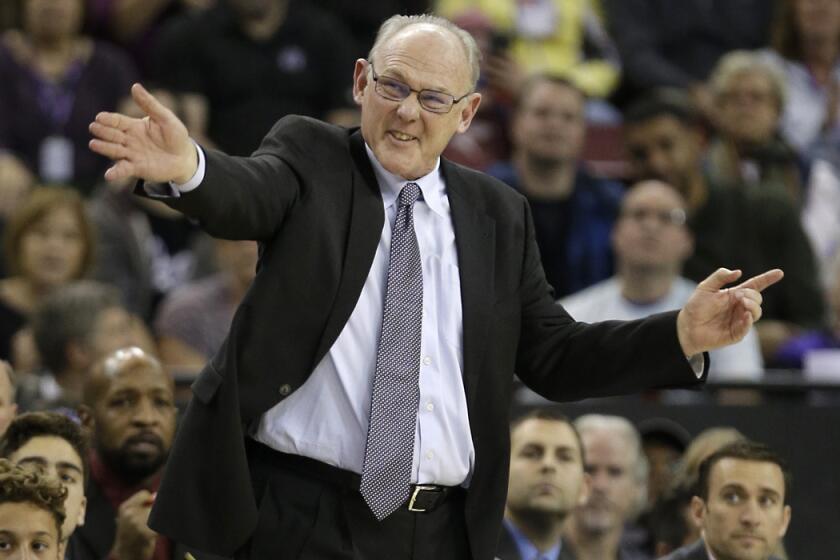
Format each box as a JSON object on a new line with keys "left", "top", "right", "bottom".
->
{"left": 89, "top": 83, "right": 197, "bottom": 184}
{"left": 677, "top": 268, "right": 784, "bottom": 356}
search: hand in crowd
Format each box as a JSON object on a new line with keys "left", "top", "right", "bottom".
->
{"left": 111, "top": 490, "right": 158, "bottom": 560}
{"left": 89, "top": 83, "right": 197, "bottom": 185}
{"left": 482, "top": 52, "right": 526, "bottom": 102}
{"left": 677, "top": 268, "right": 784, "bottom": 357}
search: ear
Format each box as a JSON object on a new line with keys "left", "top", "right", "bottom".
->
{"left": 778, "top": 504, "right": 791, "bottom": 538}
{"left": 352, "top": 58, "right": 369, "bottom": 107}
{"left": 456, "top": 93, "right": 483, "bottom": 134}
{"left": 76, "top": 405, "right": 94, "bottom": 432}
{"left": 76, "top": 495, "right": 87, "bottom": 527}
{"left": 678, "top": 229, "right": 695, "bottom": 262}
{"left": 690, "top": 495, "right": 706, "bottom": 527}
{"left": 578, "top": 471, "right": 592, "bottom": 506}
{"left": 66, "top": 340, "right": 91, "bottom": 372}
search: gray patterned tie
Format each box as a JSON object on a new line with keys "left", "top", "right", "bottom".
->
{"left": 360, "top": 182, "right": 423, "bottom": 520}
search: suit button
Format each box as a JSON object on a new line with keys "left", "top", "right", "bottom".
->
{"left": 278, "top": 384, "right": 292, "bottom": 396}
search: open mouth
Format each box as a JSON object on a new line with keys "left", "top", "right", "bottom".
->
{"left": 389, "top": 131, "right": 417, "bottom": 142}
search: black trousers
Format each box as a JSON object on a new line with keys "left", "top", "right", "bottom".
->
{"left": 236, "top": 439, "right": 472, "bottom": 560}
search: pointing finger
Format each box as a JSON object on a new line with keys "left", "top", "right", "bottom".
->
{"left": 131, "top": 83, "right": 174, "bottom": 124}
{"left": 734, "top": 269, "right": 784, "bottom": 293}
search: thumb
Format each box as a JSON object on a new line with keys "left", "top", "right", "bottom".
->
{"left": 131, "top": 83, "right": 173, "bottom": 124}
{"left": 698, "top": 268, "right": 742, "bottom": 292}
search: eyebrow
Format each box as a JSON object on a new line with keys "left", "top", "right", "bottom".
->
{"left": 17, "top": 457, "right": 83, "bottom": 475}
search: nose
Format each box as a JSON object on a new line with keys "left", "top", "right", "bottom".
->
{"left": 739, "top": 499, "right": 762, "bottom": 527}
{"left": 395, "top": 93, "right": 421, "bottom": 121}
{"left": 132, "top": 397, "right": 159, "bottom": 426}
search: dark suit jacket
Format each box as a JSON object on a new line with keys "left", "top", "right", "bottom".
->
{"left": 661, "top": 539, "right": 781, "bottom": 560}
{"left": 496, "top": 523, "right": 576, "bottom": 560}
{"left": 146, "top": 116, "right": 706, "bottom": 560}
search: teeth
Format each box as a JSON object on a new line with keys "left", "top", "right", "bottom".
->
{"left": 392, "top": 132, "right": 413, "bottom": 141}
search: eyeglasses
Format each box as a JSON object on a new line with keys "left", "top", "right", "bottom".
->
{"left": 368, "top": 62, "right": 471, "bottom": 114}
{"left": 621, "top": 207, "right": 687, "bottom": 227}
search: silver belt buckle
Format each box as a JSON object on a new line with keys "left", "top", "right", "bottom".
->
{"left": 408, "top": 485, "right": 437, "bottom": 512}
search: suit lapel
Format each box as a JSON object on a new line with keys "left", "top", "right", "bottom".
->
{"left": 312, "top": 130, "right": 384, "bottom": 366}
{"left": 444, "top": 161, "right": 495, "bottom": 407}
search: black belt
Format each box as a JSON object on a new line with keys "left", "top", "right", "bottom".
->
{"left": 247, "top": 439, "right": 460, "bottom": 513}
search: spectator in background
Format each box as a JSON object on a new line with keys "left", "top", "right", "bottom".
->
{"left": 488, "top": 75, "right": 623, "bottom": 297}
{"left": 0, "top": 458, "right": 67, "bottom": 560}
{"left": 88, "top": 87, "right": 215, "bottom": 321}
{"left": 564, "top": 414, "right": 650, "bottom": 560}
{"left": 498, "top": 409, "right": 590, "bottom": 560}
{"left": 152, "top": 0, "right": 358, "bottom": 156}
{"left": 661, "top": 441, "right": 790, "bottom": 560}
{"left": 706, "top": 51, "right": 804, "bottom": 204}
{"left": 74, "top": 347, "right": 181, "bottom": 560}
{"left": 0, "top": 188, "right": 93, "bottom": 366}
{"left": 622, "top": 91, "right": 825, "bottom": 364}
{"left": 636, "top": 418, "right": 690, "bottom": 512}
{"left": 765, "top": 0, "right": 840, "bottom": 158}
{"left": 2, "top": 411, "right": 89, "bottom": 559}
{"left": 18, "top": 281, "right": 151, "bottom": 411}
{"left": 436, "top": 0, "right": 621, "bottom": 103}
{"left": 604, "top": 0, "right": 773, "bottom": 118}
{"left": 0, "top": 0, "right": 137, "bottom": 196}
{"left": 561, "top": 180, "right": 764, "bottom": 382}
{"left": 154, "top": 239, "right": 257, "bottom": 372}
{"left": 0, "top": 362, "right": 17, "bottom": 438}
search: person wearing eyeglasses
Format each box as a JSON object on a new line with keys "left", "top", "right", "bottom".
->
{"left": 89, "top": 14, "right": 782, "bottom": 560}
{"left": 561, "top": 180, "right": 763, "bottom": 385}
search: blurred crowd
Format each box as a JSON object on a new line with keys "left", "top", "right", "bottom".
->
{"left": 0, "top": 0, "right": 837, "bottom": 558}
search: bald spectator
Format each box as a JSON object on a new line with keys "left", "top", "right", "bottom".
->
{"left": 623, "top": 90, "right": 825, "bottom": 363}
{"left": 2, "top": 411, "right": 89, "bottom": 559}
{"left": 561, "top": 180, "right": 763, "bottom": 382}
{"left": 488, "top": 74, "right": 623, "bottom": 297}
{"left": 661, "top": 440, "right": 790, "bottom": 560}
{"left": 564, "top": 415, "right": 650, "bottom": 560}
{"left": 498, "top": 409, "right": 590, "bottom": 560}
{"left": 0, "top": 362, "right": 17, "bottom": 437}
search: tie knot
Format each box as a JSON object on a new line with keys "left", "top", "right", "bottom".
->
{"left": 400, "top": 182, "right": 421, "bottom": 207}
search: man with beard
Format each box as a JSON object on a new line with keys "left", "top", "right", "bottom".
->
{"left": 497, "top": 409, "right": 590, "bottom": 560}
{"left": 564, "top": 415, "right": 650, "bottom": 560}
{"left": 73, "top": 347, "right": 178, "bottom": 560}
{"left": 661, "top": 440, "right": 789, "bottom": 560}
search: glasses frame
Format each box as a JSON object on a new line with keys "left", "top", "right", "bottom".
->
{"left": 368, "top": 61, "right": 472, "bottom": 114}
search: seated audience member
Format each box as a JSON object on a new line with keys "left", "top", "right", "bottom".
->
{"left": 488, "top": 75, "right": 623, "bottom": 297}
{"left": 561, "top": 180, "right": 763, "bottom": 381}
{"left": 74, "top": 347, "right": 215, "bottom": 560}
{"left": 603, "top": 0, "right": 773, "bottom": 119}
{"left": 801, "top": 159, "right": 840, "bottom": 285}
{"left": 671, "top": 428, "right": 746, "bottom": 496}
{"left": 154, "top": 239, "right": 257, "bottom": 371}
{"left": 660, "top": 440, "right": 790, "bottom": 560}
{"left": 649, "top": 486, "right": 696, "bottom": 557}
{"left": 622, "top": 91, "right": 825, "bottom": 364}
{"left": 564, "top": 415, "right": 650, "bottom": 560}
{"left": 2, "top": 412, "right": 89, "bottom": 559}
{"left": 636, "top": 418, "right": 690, "bottom": 512}
{"left": 435, "top": 0, "right": 621, "bottom": 102}
{"left": 0, "top": 0, "right": 137, "bottom": 195}
{"left": 706, "top": 51, "right": 804, "bottom": 204}
{"left": 152, "top": 0, "right": 358, "bottom": 156}
{"left": 0, "top": 458, "right": 67, "bottom": 560}
{"left": 18, "top": 281, "right": 149, "bottom": 411}
{"left": 765, "top": 0, "right": 840, "bottom": 157}
{"left": 498, "top": 409, "right": 590, "bottom": 560}
{"left": 0, "top": 362, "right": 17, "bottom": 437}
{"left": 0, "top": 188, "right": 93, "bottom": 366}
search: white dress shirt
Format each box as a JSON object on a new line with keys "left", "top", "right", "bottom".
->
{"left": 247, "top": 145, "right": 475, "bottom": 486}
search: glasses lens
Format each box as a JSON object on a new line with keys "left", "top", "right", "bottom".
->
{"left": 419, "top": 91, "right": 453, "bottom": 113}
{"left": 376, "top": 76, "right": 409, "bottom": 102}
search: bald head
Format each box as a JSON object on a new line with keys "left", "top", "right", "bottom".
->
{"left": 82, "top": 348, "right": 175, "bottom": 483}
{"left": 368, "top": 15, "right": 481, "bottom": 91}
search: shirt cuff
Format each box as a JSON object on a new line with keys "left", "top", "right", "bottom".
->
{"left": 688, "top": 354, "right": 704, "bottom": 378}
{"left": 171, "top": 139, "right": 205, "bottom": 193}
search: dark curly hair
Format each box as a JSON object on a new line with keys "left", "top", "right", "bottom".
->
{"left": 0, "top": 458, "right": 66, "bottom": 538}
{"left": 1, "top": 412, "right": 89, "bottom": 483}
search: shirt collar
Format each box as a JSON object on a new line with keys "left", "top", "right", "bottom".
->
{"left": 364, "top": 143, "right": 447, "bottom": 217}
{"left": 503, "top": 518, "right": 563, "bottom": 560}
